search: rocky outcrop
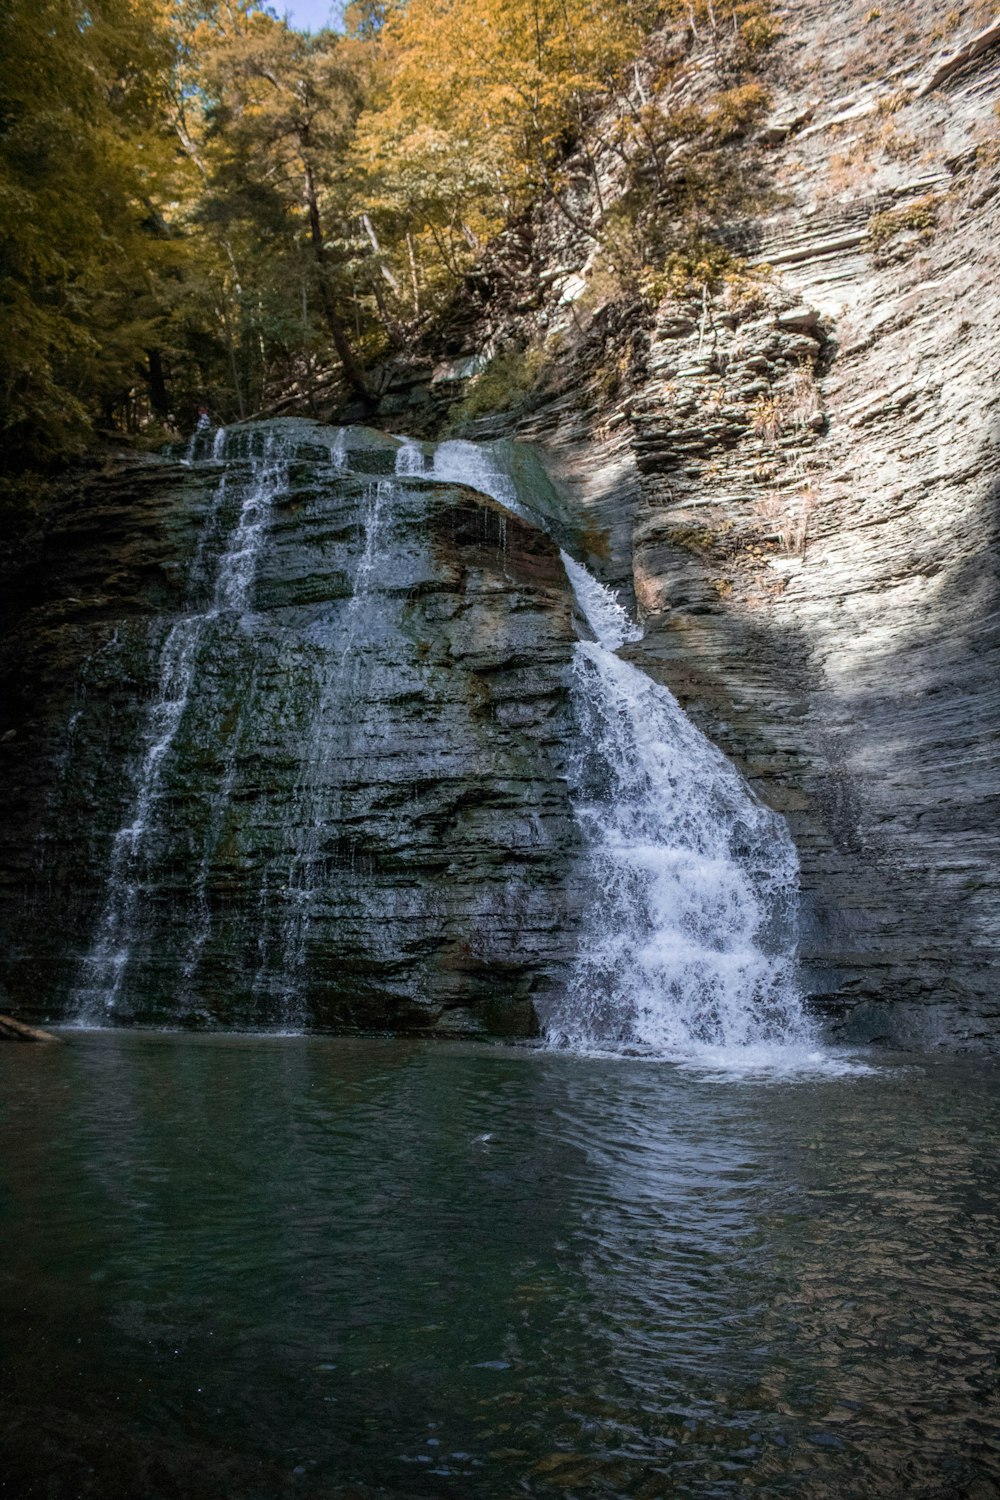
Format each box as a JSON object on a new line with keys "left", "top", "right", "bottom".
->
{"left": 357, "top": 3, "right": 1000, "bottom": 1047}
{"left": 626, "top": 9, "right": 1000, "bottom": 1047}
{"left": 6, "top": 7, "right": 1000, "bottom": 1049}
{"left": 0, "top": 423, "right": 582, "bottom": 1034}
{"left": 494, "top": 2, "right": 1000, "bottom": 1047}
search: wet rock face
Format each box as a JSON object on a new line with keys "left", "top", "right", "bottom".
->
{"left": 492, "top": 2, "right": 1000, "bottom": 1050}
{"left": 0, "top": 424, "right": 581, "bottom": 1034}
{"left": 616, "top": 35, "right": 1000, "bottom": 1049}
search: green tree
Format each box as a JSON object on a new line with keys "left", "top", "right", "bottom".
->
{"left": 0, "top": 0, "right": 182, "bottom": 467}
{"left": 181, "top": 3, "right": 374, "bottom": 403}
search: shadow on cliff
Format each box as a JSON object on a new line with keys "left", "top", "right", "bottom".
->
{"left": 621, "top": 449, "right": 1000, "bottom": 1047}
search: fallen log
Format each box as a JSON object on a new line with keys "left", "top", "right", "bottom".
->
{"left": 0, "top": 1014, "right": 64, "bottom": 1043}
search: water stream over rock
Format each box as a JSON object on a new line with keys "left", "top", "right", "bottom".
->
{"left": 72, "top": 428, "right": 297, "bottom": 1020}
{"left": 4, "top": 419, "right": 814, "bottom": 1056}
{"left": 427, "top": 441, "right": 816, "bottom": 1065}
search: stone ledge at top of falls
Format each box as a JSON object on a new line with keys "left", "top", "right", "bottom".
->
{"left": 0, "top": 421, "right": 585, "bottom": 1037}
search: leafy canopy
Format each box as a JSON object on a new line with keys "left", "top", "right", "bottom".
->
{"left": 1, "top": 0, "right": 775, "bottom": 471}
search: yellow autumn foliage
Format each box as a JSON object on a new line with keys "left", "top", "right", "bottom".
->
{"left": 353, "top": 0, "right": 660, "bottom": 289}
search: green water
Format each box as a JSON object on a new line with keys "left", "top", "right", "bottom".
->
{"left": 1, "top": 1032, "right": 999, "bottom": 1498}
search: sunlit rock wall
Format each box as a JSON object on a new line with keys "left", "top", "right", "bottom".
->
{"left": 500, "top": 6, "right": 1000, "bottom": 1047}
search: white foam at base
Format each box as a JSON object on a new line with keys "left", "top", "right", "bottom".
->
{"left": 550, "top": 564, "right": 820, "bottom": 1072}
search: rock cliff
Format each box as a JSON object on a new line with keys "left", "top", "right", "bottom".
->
{"left": 4, "top": 5, "right": 999, "bottom": 1048}
{"left": 362, "top": 3, "right": 1000, "bottom": 1046}
{"left": 0, "top": 424, "right": 581, "bottom": 1033}
{"left": 546, "top": 6, "right": 1000, "bottom": 1045}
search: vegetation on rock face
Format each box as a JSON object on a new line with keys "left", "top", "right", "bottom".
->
{"left": 0, "top": 0, "right": 777, "bottom": 479}
{"left": 447, "top": 344, "right": 552, "bottom": 424}
{"left": 866, "top": 194, "right": 940, "bottom": 260}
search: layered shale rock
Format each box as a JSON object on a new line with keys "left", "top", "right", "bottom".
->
{"left": 0, "top": 422, "right": 581, "bottom": 1034}
{"left": 488, "top": 1, "right": 1000, "bottom": 1048}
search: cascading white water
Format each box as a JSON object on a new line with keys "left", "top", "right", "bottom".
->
{"left": 425, "top": 439, "right": 819, "bottom": 1065}
{"left": 560, "top": 552, "right": 643, "bottom": 652}
{"left": 72, "top": 428, "right": 295, "bottom": 1023}
{"left": 260, "top": 468, "right": 393, "bottom": 1017}
{"left": 428, "top": 439, "right": 525, "bottom": 517}
{"left": 554, "top": 557, "right": 818, "bottom": 1065}
{"left": 394, "top": 436, "right": 427, "bottom": 477}
{"left": 69, "top": 423, "right": 820, "bottom": 1057}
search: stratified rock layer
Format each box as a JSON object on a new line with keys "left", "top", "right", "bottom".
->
{"left": 0, "top": 424, "right": 581, "bottom": 1033}
{"left": 495, "top": 2, "right": 1000, "bottom": 1048}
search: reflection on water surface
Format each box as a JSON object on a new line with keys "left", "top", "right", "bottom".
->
{"left": 1, "top": 1032, "right": 999, "bottom": 1498}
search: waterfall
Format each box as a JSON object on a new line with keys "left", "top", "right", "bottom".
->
{"left": 428, "top": 439, "right": 525, "bottom": 518}
{"left": 394, "top": 436, "right": 427, "bottom": 476}
{"left": 260, "top": 471, "right": 393, "bottom": 1017}
{"left": 71, "top": 428, "right": 295, "bottom": 1024}
{"left": 426, "top": 440, "right": 817, "bottom": 1064}
{"left": 66, "top": 422, "right": 817, "bottom": 1056}
{"left": 554, "top": 558, "right": 816, "bottom": 1064}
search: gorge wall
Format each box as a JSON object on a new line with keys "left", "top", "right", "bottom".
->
{"left": 2, "top": 2, "right": 999, "bottom": 1049}
{"left": 538, "top": 4, "right": 1000, "bottom": 1046}
{"left": 0, "top": 427, "right": 581, "bottom": 1034}
{"left": 362, "top": 2, "right": 1000, "bottom": 1047}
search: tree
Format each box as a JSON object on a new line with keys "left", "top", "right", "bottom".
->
{"left": 347, "top": 0, "right": 663, "bottom": 313}
{"left": 351, "top": 0, "right": 774, "bottom": 310}
{"left": 0, "top": 0, "right": 182, "bottom": 467}
{"left": 182, "top": 4, "right": 374, "bottom": 402}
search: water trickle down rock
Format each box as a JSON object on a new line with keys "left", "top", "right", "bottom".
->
{"left": 432, "top": 448, "right": 815, "bottom": 1061}
{"left": 71, "top": 427, "right": 301, "bottom": 1022}
{"left": 0, "top": 420, "right": 581, "bottom": 1033}
{"left": 255, "top": 471, "right": 393, "bottom": 1024}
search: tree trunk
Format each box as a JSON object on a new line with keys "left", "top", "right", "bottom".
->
{"left": 406, "top": 232, "right": 421, "bottom": 315}
{"left": 146, "top": 348, "right": 170, "bottom": 417}
{"left": 219, "top": 297, "right": 247, "bottom": 421}
{"left": 361, "top": 214, "right": 401, "bottom": 293}
{"left": 302, "top": 159, "right": 371, "bottom": 402}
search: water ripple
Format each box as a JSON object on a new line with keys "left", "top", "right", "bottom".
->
{"left": 0, "top": 1034, "right": 998, "bottom": 1499}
